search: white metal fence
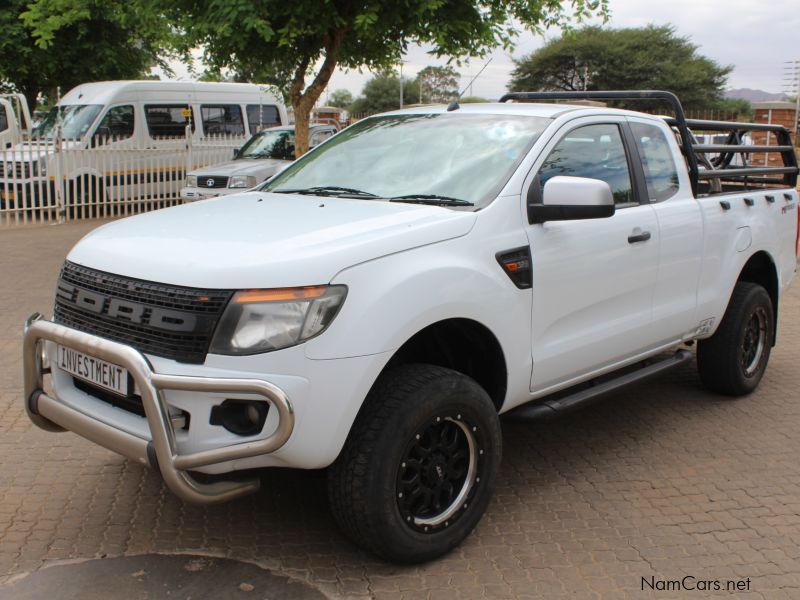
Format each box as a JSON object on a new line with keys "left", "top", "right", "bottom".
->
{"left": 0, "top": 132, "right": 241, "bottom": 227}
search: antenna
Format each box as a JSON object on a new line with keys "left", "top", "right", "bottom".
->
{"left": 458, "top": 57, "right": 493, "bottom": 99}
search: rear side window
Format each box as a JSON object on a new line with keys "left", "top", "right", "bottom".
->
{"left": 96, "top": 105, "right": 135, "bottom": 140}
{"left": 246, "top": 105, "right": 281, "bottom": 133}
{"left": 539, "top": 123, "right": 634, "bottom": 206}
{"left": 630, "top": 122, "right": 679, "bottom": 202}
{"left": 144, "top": 105, "right": 195, "bottom": 138}
{"left": 0, "top": 105, "right": 8, "bottom": 133}
{"left": 201, "top": 104, "right": 244, "bottom": 136}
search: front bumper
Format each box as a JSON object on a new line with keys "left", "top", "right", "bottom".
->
{"left": 23, "top": 314, "right": 295, "bottom": 504}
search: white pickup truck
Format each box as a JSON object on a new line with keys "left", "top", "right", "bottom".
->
{"left": 23, "top": 91, "right": 799, "bottom": 563}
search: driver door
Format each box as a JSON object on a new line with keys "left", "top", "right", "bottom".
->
{"left": 526, "top": 118, "right": 660, "bottom": 393}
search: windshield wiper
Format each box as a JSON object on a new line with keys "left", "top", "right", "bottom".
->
{"left": 389, "top": 194, "right": 474, "bottom": 207}
{"left": 272, "top": 186, "right": 379, "bottom": 198}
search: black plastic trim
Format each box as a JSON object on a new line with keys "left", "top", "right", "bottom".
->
{"left": 28, "top": 389, "right": 43, "bottom": 415}
{"left": 495, "top": 247, "right": 533, "bottom": 289}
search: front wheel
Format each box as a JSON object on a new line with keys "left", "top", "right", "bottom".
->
{"left": 697, "top": 281, "right": 774, "bottom": 396}
{"left": 328, "top": 364, "right": 502, "bottom": 563}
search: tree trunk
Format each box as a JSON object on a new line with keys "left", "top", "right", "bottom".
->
{"left": 290, "top": 29, "right": 347, "bottom": 158}
{"left": 293, "top": 103, "right": 311, "bottom": 157}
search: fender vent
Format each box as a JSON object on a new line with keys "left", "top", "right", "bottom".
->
{"left": 496, "top": 247, "right": 532, "bottom": 289}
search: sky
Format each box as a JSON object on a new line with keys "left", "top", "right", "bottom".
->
{"left": 167, "top": 0, "right": 800, "bottom": 101}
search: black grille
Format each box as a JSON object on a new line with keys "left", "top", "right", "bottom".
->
{"left": 198, "top": 175, "right": 229, "bottom": 189}
{"left": 54, "top": 261, "right": 234, "bottom": 364}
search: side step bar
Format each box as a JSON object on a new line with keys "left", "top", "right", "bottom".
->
{"left": 505, "top": 349, "right": 693, "bottom": 422}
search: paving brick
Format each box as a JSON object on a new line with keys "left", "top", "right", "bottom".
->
{"left": 1, "top": 219, "right": 800, "bottom": 597}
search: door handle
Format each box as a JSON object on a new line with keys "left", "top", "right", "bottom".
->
{"left": 628, "top": 230, "right": 651, "bottom": 244}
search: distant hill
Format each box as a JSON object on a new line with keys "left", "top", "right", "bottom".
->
{"left": 726, "top": 88, "right": 787, "bottom": 102}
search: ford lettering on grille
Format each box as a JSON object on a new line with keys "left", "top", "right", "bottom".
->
{"left": 56, "top": 282, "right": 198, "bottom": 332}
{"left": 53, "top": 262, "right": 234, "bottom": 364}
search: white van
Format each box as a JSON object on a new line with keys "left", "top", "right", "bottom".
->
{"left": 0, "top": 81, "right": 287, "bottom": 216}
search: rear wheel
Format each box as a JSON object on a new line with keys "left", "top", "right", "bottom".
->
{"left": 697, "top": 281, "right": 774, "bottom": 396}
{"left": 328, "top": 364, "right": 502, "bottom": 563}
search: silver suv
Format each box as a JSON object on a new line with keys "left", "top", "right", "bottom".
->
{"left": 181, "top": 124, "right": 337, "bottom": 201}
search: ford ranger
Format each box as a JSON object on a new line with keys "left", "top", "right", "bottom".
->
{"left": 22, "top": 91, "right": 800, "bottom": 563}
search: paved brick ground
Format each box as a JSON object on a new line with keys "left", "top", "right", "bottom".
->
{"left": 1, "top": 220, "right": 799, "bottom": 599}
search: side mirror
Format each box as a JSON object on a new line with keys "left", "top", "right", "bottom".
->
{"left": 528, "top": 176, "right": 615, "bottom": 224}
{"left": 233, "top": 147, "right": 241, "bottom": 159}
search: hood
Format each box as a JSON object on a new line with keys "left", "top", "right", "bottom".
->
{"left": 68, "top": 192, "right": 477, "bottom": 289}
{"left": 191, "top": 158, "right": 288, "bottom": 179}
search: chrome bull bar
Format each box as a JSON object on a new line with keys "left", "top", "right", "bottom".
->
{"left": 23, "top": 313, "right": 295, "bottom": 504}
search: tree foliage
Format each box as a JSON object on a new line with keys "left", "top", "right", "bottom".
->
{"left": 169, "top": 0, "right": 609, "bottom": 156}
{"left": 459, "top": 95, "right": 489, "bottom": 103}
{"left": 328, "top": 89, "right": 354, "bottom": 109}
{"left": 415, "top": 66, "right": 460, "bottom": 103}
{"left": 509, "top": 25, "right": 731, "bottom": 109}
{"left": 0, "top": 0, "right": 175, "bottom": 111}
{"left": 349, "top": 73, "right": 422, "bottom": 114}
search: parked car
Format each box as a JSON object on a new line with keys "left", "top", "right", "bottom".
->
{"left": 22, "top": 91, "right": 800, "bottom": 563}
{"left": 181, "top": 124, "right": 337, "bottom": 201}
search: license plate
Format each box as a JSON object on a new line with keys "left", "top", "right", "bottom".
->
{"left": 57, "top": 345, "right": 129, "bottom": 396}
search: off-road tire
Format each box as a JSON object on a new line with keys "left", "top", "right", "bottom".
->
{"left": 697, "top": 281, "right": 774, "bottom": 396}
{"left": 328, "top": 364, "right": 502, "bottom": 563}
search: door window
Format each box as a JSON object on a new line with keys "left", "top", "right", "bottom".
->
{"left": 0, "top": 105, "right": 7, "bottom": 133}
{"left": 95, "top": 105, "right": 135, "bottom": 142}
{"left": 246, "top": 105, "right": 281, "bottom": 133}
{"left": 201, "top": 104, "right": 245, "bottom": 136}
{"left": 539, "top": 123, "right": 634, "bottom": 206}
{"left": 144, "top": 105, "right": 195, "bottom": 138}
{"left": 630, "top": 122, "right": 679, "bottom": 202}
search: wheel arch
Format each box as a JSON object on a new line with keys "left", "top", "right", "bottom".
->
{"left": 378, "top": 318, "right": 508, "bottom": 411}
{"left": 736, "top": 250, "right": 779, "bottom": 341}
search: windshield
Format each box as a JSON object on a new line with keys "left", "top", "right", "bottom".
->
{"left": 239, "top": 129, "right": 295, "bottom": 160}
{"left": 33, "top": 104, "right": 103, "bottom": 140}
{"left": 263, "top": 113, "right": 551, "bottom": 207}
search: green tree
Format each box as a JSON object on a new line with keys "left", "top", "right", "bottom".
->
{"left": 509, "top": 25, "right": 730, "bottom": 109}
{"left": 459, "top": 95, "right": 489, "bottom": 103}
{"left": 0, "top": 0, "right": 175, "bottom": 112}
{"left": 328, "top": 89, "right": 354, "bottom": 109}
{"left": 415, "top": 65, "right": 460, "bottom": 103}
{"left": 349, "top": 73, "right": 422, "bottom": 114}
{"left": 169, "top": 0, "right": 609, "bottom": 157}
{"left": 714, "top": 97, "right": 752, "bottom": 118}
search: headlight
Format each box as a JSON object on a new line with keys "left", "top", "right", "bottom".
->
{"left": 229, "top": 175, "right": 257, "bottom": 188}
{"left": 186, "top": 175, "right": 198, "bottom": 187}
{"left": 210, "top": 285, "right": 347, "bottom": 355}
